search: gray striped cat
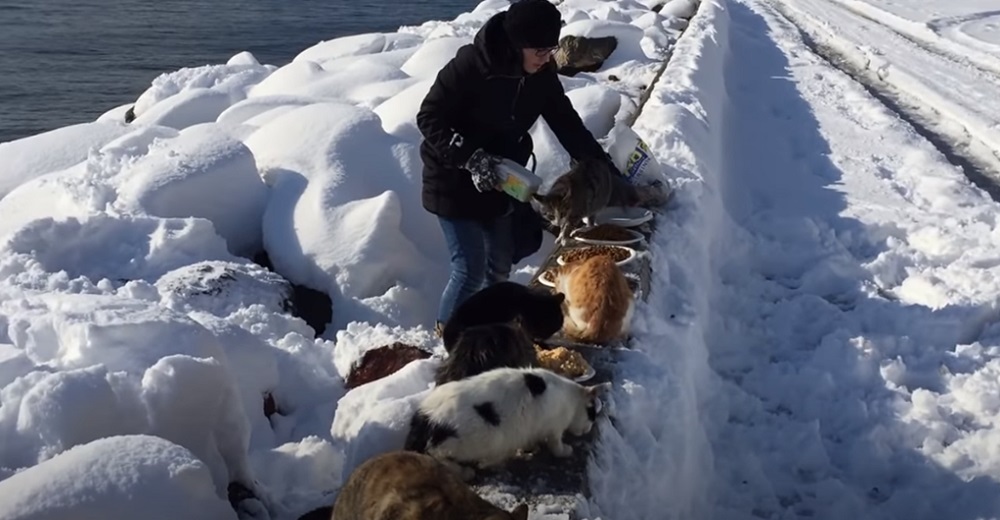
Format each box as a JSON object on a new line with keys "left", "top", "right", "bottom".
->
{"left": 532, "top": 157, "right": 667, "bottom": 244}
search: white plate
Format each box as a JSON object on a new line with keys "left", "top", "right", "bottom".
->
{"left": 585, "top": 206, "right": 654, "bottom": 228}
{"left": 556, "top": 245, "right": 637, "bottom": 267}
{"left": 574, "top": 365, "right": 597, "bottom": 382}
{"left": 570, "top": 225, "right": 645, "bottom": 246}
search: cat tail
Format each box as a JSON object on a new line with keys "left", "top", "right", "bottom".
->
{"left": 587, "top": 294, "right": 635, "bottom": 344}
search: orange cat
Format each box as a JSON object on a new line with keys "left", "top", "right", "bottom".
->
{"left": 332, "top": 451, "right": 528, "bottom": 520}
{"left": 553, "top": 255, "right": 634, "bottom": 344}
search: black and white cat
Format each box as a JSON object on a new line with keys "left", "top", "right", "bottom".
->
{"left": 404, "top": 367, "right": 610, "bottom": 478}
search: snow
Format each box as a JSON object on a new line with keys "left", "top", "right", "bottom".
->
{"left": 5, "top": 0, "right": 1000, "bottom": 518}
{"left": 399, "top": 36, "right": 472, "bottom": 79}
{"left": 0, "top": 435, "right": 237, "bottom": 520}
{"left": 778, "top": 0, "right": 1000, "bottom": 173}
{"left": 115, "top": 124, "right": 268, "bottom": 256}
{"left": 0, "top": 121, "right": 133, "bottom": 200}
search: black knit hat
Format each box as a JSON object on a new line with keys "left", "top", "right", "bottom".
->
{"left": 503, "top": 0, "right": 562, "bottom": 49}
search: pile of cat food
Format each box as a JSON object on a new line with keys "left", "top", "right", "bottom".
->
{"left": 558, "top": 244, "right": 633, "bottom": 265}
{"left": 535, "top": 344, "right": 592, "bottom": 379}
{"left": 573, "top": 224, "right": 638, "bottom": 242}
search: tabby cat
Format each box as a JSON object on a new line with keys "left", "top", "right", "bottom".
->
{"left": 331, "top": 450, "right": 529, "bottom": 520}
{"left": 435, "top": 319, "right": 538, "bottom": 386}
{"left": 533, "top": 157, "right": 671, "bottom": 243}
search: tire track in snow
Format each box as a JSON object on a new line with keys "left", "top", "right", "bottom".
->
{"left": 823, "top": 0, "right": 1000, "bottom": 78}
{"left": 767, "top": 0, "right": 1000, "bottom": 203}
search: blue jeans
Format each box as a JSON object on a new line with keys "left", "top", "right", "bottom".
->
{"left": 436, "top": 212, "right": 514, "bottom": 325}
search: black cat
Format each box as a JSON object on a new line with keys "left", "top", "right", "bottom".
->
{"left": 441, "top": 281, "right": 565, "bottom": 353}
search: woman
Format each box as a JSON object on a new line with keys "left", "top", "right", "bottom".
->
{"left": 416, "top": 0, "right": 611, "bottom": 333}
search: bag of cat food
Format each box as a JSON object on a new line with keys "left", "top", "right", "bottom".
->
{"left": 605, "top": 123, "right": 664, "bottom": 185}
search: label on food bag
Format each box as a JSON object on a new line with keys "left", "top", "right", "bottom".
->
{"left": 623, "top": 138, "right": 653, "bottom": 184}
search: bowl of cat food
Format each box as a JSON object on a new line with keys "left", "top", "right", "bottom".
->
{"left": 570, "top": 223, "right": 645, "bottom": 246}
{"left": 583, "top": 206, "right": 653, "bottom": 228}
{"left": 535, "top": 345, "right": 595, "bottom": 382}
{"left": 556, "top": 244, "right": 636, "bottom": 267}
{"left": 536, "top": 268, "right": 558, "bottom": 288}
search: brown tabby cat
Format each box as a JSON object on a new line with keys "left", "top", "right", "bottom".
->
{"left": 533, "top": 157, "right": 621, "bottom": 244}
{"left": 552, "top": 254, "right": 634, "bottom": 344}
{"left": 331, "top": 450, "right": 529, "bottom": 520}
{"left": 533, "top": 157, "right": 670, "bottom": 244}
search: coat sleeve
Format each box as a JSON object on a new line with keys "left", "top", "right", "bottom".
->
{"left": 416, "top": 46, "right": 484, "bottom": 168}
{"left": 540, "top": 71, "right": 609, "bottom": 162}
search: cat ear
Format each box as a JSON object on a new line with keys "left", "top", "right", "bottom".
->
{"left": 510, "top": 503, "right": 529, "bottom": 520}
{"left": 553, "top": 292, "right": 566, "bottom": 303}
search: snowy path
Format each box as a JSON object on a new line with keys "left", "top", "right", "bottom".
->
{"left": 601, "top": 0, "right": 1000, "bottom": 518}
{"left": 710, "top": 0, "right": 1000, "bottom": 517}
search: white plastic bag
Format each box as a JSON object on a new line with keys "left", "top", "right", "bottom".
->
{"left": 605, "top": 123, "right": 663, "bottom": 185}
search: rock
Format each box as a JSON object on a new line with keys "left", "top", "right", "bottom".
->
{"left": 156, "top": 260, "right": 292, "bottom": 318}
{"left": 345, "top": 342, "right": 432, "bottom": 389}
{"left": 297, "top": 507, "right": 332, "bottom": 520}
{"left": 125, "top": 105, "right": 137, "bottom": 123}
{"left": 555, "top": 35, "right": 618, "bottom": 77}
{"left": 252, "top": 250, "right": 333, "bottom": 338}
{"left": 263, "top": 392, "right": 279, "bottom": 418}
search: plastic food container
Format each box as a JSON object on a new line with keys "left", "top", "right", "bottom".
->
{"left": 495, "top": 158, "right": 542, "bottom": 202}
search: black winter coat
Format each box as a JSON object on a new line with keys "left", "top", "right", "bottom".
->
{"left": 416, "top": 10, "right": 608, "bottom": 221}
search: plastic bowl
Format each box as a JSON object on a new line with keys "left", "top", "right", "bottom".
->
{"left": 584, "top": 206, "right": 653, "bottom": 228}
{"left": 570, "top": 224, "right": 645, "bottom": 246}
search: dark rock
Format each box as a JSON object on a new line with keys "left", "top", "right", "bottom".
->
{"left": 346, "top": 342, "right": 432, "bottom": 389}
{"left": 263, "top": 392, "right": 279, "bottom": 418}
{"left": 609, "top": 74, "right": 621, "bottom": 82}
{"left": 124, "top": 105, "right": 136, "bottom": 123}
{"left": 251, "top": 250, "right": 333, "bottom": 338}
{"left": 556, "top": 35, "right": 618, "bottom": 76}
{"left": 652, "top": 3, "right": 664, "bottom": 12}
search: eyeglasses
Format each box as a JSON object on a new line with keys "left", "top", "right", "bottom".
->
{"left": 531, "top": 46, "right": 559, "bottom": 57}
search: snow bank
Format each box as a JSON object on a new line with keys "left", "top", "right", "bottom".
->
{"left": 399, "top": 36, "right": 471, "bottom": 79}
{"left": 133, "top": 88, "right": 237, "bottom": 130}
{"left": 587, "top": 1, "right": 725, "bottom": 519}
{"left": 115, "top": 124, "right": 268, "bottom": 256}
{"left": 373, "top": 80, "right": 435, "bottom": 142}
{"left": 0, "top": 292, "right": 254, "bottom": 495}
{"left": 132, "top": 59, "right": 275, "bottom": 119}
{"left": 283, "top": 61, "right": 415, "bottom": 104}
{"left": 0, "top": 435, "right": 237, "bottom": 520}
{"left": 294, "top": 33, "right": 390, "bottom": 64}
{"left": 0, "top": 121, "right": 132, "bottom": 200}
{"left": 216, "top": 95, "right": 324, "bottom": 127}
{"left": 244, "top": 101, "right": 447, "bottom": 328}
{"left": 0, "top": 214, "right": 236, "bottom": 284}
{"left": 331, "top": 358, "right": 438, "bottom": 481}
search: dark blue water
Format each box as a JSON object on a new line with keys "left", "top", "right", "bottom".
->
{"left": 0, "top": 0, "right": 478, "bottom": 144}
